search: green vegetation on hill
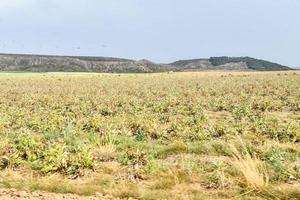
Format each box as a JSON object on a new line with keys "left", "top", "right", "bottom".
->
{"left": 209, "top": 56, "right": 291, "bottom": 71}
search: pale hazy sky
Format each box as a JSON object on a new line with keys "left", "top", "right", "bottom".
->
{"left": 0, "top": 0, "right": 299, "bottom": 67}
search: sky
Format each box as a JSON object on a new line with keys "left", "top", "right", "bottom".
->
{"left": 0, "top": 0, "right": 299, "bottom": 67}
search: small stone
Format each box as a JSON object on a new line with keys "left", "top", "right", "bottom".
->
{"left": 10, "top": 188, "right": 17, "bottom": 192}
{"left": 19, "top": 191, "right": 28, "bottom": 197}
{"left": 95, "top": 192, "right": 103, "bottom": 197}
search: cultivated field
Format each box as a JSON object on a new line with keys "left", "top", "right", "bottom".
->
{"left": 0, "top": 71, "right": 299, "bottom": 200}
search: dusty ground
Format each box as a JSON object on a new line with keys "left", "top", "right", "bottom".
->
{"left": 0, "top": 189, "right": 134, "bottom": 200}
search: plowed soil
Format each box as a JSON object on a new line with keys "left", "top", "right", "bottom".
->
{"left": 0, "top": 189, "right": 133, "bottom": 200}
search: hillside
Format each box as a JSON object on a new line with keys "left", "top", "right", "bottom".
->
{"left": 0, "top": 53, "right": 293, "bottom": 72}
{"left": 209, "top": 56, "right": 291, "bottom": 71}
{"left": 171, "top": 57, "right": 291, "bottom": 71}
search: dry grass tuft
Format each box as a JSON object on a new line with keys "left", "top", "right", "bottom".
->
{"left": 231, "top": 145, "right": 269, "bottom": 191}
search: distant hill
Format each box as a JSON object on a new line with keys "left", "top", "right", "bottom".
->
{"left": 0, "top": 53, "right": 293, "bottom": 72}
{"left": 171, "top": 57, "right": 291, "bottom": 71}
{"left": 209, "top": 57, "right": 291, "bottom": 71}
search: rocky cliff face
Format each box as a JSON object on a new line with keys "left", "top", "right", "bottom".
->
{"left": 0, "top": 53, "right": 292, "bottom": 72}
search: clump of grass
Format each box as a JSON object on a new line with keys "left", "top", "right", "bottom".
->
{"left": 94, "top": 133, "right": 117, "bottom": 162}
{"left": 155, "top": 141, "right": 188, "bottom": 159}
{"left": 231, "top": 145, "right": 269, "bottom": 191}
{"left": 151, "top": 177, "right": 176, "bottom": 190}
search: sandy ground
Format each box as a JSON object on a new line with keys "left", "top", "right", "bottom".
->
{"left": 0, "top": 189, "right": 135, "bottom": 200}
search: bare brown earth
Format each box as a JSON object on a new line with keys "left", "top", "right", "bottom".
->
{"left": 0, "top": 189, "right": 136, "bottom": 200}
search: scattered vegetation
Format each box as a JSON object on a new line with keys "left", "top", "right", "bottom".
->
{"left": 0, "top": 71, "right": 299, "bottom": 199}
